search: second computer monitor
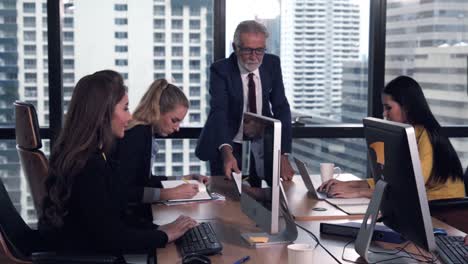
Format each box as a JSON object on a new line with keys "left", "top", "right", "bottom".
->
{"left": 240, "top": 112, "right": 282, "bottom": 234}
{"left": 361, "top": 117, "right": 435, "bottom": 252}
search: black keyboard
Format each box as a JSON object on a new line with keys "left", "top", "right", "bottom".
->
{"left": 175, "top": 222, "right": 223, "bottom": 256}
{"left": 436, "top": 235, "right": 468, "bottom": 264}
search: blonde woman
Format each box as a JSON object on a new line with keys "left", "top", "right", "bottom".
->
{"left": 113, "top": 79, "right": 208, "bottom": 214}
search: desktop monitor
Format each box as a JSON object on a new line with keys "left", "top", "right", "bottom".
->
{"left": 240, "top": 112, "right": 281, "bottom": 234}
{"left": 355, "top": 117, "right": 435, "bottom": 261}
{"left": 239, "top": 112, "right": 297, "bottom": 246}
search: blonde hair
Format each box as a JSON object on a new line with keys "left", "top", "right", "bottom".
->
{"left": 128, "top": 79, "right": 189, "bottom": 130}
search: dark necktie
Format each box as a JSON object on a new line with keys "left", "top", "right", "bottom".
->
{"left": 248, "top": 73, "right": 257, "bottom": 114}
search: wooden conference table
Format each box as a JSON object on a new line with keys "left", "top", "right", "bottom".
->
{"left": 152, "top": 176, "right": 465, "bottom": 264}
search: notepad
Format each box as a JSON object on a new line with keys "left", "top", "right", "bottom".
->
{"left": 161, "top": 180, "right": 212, "bottom": 202}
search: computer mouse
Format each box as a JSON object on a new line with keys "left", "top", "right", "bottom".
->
{"left": 433, "top": 228, "right": 447, "bottom": 236}
{"left": 182, "top": 253, "right": 211, "bottom": 264}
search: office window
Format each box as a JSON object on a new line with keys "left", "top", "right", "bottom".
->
{"left": 172, "top": 60, "right": 183, "bottom": 70}
{"left": 172, "top": 33, "right": 183, "bottom": 43}
{"left": 189, "top": 73, "right": 200, "bottom": 83}
{"left": 189, "top": 113, "right": 200, "bottom": 122}
{"left": 154, "top": 73, "right": 165, "bottom": 80}
{"left": 172, "top": 6, "right": 183, "bottom": 16}
{"left": 64, "top": 17, "right": 73, "bottom": 28}
{"left": 153, "top": 46, "right": 165, "bottom": 56}
{"left": 190, "top": 6, "right": 200, "bottom": 16}
{"left": 154, "top": 60, "right": 165, "bottom": 70}
{"left": 189, "top": 100, "right": 200, "bottom": 110}
{"left": 63, "top": 45, "right": 74, "bottom": 55}
{"left": 172, "top": 139, "right": 183, "bottom": 150}
{"left": 173, "top": 73, "right": 183, "bottom": 83}
{"left": 115, "top": 18, "right": 128, "bottom": 25}
{"left": 114, "top": 32, "right": 128, "bottom": 39}
{"left": 114, "top": 4, "right": 128, "bottom": 11}
{"left": 24, "top": 73, "right": 36, "bottom": 83}
{"left": 63, "top": 32, "right": 74, "bottom": 41}
{"left": 172, "top": 19, "right": 183, "bottom": 29}
{"left": 23, "top": 17, "right": 36, "bottom": 27}
{"left": 189, "top": 47, "right": 200, "bottom": 56}
{"left": 154, "top": 19, "right": 165, "bottom": 29}
{"left": 189, "top": 139, "right": 197, "bottom": 149}
{"left": 63, "top": 59, "right": 74, "bottom": 69}
{"left": 23, "top": 2, "right": 35, "bottom": 13}
{"left": 189, "top": 33, "right": 200, "bottom": 43}
{"left": 189, "top": 166, "right": 200, "bottom": 174}
{"left": 154, "top": 32, "right": 165, "bottom": 43}
{"left": 24, "top": 31, "right": 36, "bottom": 41}
{"left": 189, "top": 60, "right": 200, "bottom": 70}
{"left": 189, "top": 86, "right": 200, "bottom": 96}
{"left": 172, "top": 166, "right": 183, "bottom": 175}
{"left": 155, "top": 139, "right": 166, "bottom": 149}
{"left": 172, "top": 46, "right": 183, "bottom": 56}
{"left": 24, "top": 59, "right": 36, "bottom": 69}
{"left": 115, "top": 46, "right": 128, "bottom": 53}
{"left": 189, "top": 20, "right": 200, "bottom": 30}
{"left": 154, "top": 5, "right": 165, "bottom": 16}
{"left": 24, "top": 45, "right": 36, "bottom": 55}
{"left": 154, "top": 166, "right": 166, "bottom": 175}
{"left": 115, "top": 59, "right": 128, "bottom": 66}
{"left": 172, "top": 153, "right": 183, "bottom": 162}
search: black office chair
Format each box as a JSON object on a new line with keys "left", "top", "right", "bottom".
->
{"left": 428, "top": 166, "right": 468, "bottom": 233}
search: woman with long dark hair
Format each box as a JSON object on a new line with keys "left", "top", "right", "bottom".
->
{"left": 319, "top": 76, "right": 465, "bottom": 200}
{"left": 40, "top": 70, "right": 197, "bottom": 254}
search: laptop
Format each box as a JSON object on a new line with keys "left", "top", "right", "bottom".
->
{"left": 294, "top": 157, "right": 328, "bottom": 200}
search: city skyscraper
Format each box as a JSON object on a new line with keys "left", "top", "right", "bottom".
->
{"left": 2, "top": 0, "right": 213, "bottom": 224}
{"left": 281, "top": 0, "right": 360, "bottom": 120}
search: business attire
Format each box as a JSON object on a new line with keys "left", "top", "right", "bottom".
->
{"left": 40, "top": 150, "right": 168, "bottom": 254}
{"left": 112, "top": 124, "right": 168, "bottom": 220}
{"left": 196, "top": 53, "right": 292, "bottom": 177}
{"left": 367, "top": 125, "right": 465, "bottom": 200}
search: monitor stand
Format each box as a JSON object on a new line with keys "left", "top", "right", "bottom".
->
{"left": 241, "top": 184, "right": 298, "bottom": 247}
{"left": 354, "top": 180, "right": 415, "bottom": 263}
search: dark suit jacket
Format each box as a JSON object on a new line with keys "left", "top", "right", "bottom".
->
{"left": 40, "top": 150, "right": 168, "bottom": 254}
{"left": 196, "top": 53, "right": 292, "bottom": 162}
{"left": 112, "top": 124, "right": 167, "bottom": 203}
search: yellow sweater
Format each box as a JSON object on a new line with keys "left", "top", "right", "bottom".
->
{"left": 367, "top": 125, "right": 465, "bottom": 200}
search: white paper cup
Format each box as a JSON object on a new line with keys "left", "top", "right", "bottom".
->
{"left": 287, "top": 243, "right": 315, "bottom": 264}
{"left": 320, "top": 163, "right": 341, "bottom": 183}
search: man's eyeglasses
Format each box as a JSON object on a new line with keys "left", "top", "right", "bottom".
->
{"left": 238, "top": 46, "right": 267, "bottom": 55}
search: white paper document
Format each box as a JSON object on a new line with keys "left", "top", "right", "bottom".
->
{"left": 161, "top": 180, "right": 212, "bottom": 202}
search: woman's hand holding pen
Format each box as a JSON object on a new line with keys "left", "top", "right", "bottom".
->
{"left": 160, "top": 183, "right": 199, "bottom": 200}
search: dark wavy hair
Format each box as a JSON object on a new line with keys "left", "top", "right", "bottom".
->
{"left": 383, "top": 76, "right": 463, "bottom": 185}
{"left": 41, "top": 70, "right": 126, "bottom": 228}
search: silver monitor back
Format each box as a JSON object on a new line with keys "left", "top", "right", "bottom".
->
{"left": 240, "top": 112, "right": 281, "bottom": 234}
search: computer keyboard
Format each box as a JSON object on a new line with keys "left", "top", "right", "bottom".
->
{"left": 435, "top": 235, "right": 468, "bottom": 264}
{"left": 176, "top": 222, "right": 223, "bottom": 256}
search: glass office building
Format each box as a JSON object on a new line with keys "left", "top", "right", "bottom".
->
{"left": 0, "top": 0, "right": 467, "bottom": 226}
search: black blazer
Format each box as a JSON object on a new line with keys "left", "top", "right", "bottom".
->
{"left": 195, "top": 53, "right": 292, "bottom": 161}
{"left": 46, "top": 150, "right": 168, "bottom": 254}
{"left": 113, "top": 124, "right": 167, "bottom": 203}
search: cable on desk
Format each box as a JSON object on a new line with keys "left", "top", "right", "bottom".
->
{"left": 295, "top": 223, "right": 343, "bottom": 264}
{"left": 340, "top": 239, "right": 438, "bottom": 264}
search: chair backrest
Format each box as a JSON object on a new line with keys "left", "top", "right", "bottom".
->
{"left": 14, "top": 101, "right": 41, "bottom": 150}
{"left": 14, "top": 101, "right": 48, "bottom": 215}
{"left": 16, "top": 148, "right": 49, "bottom": 214}
{"left": 464, "top": 165, "right": 468, "bottom": 196}
{"left": 0, "top": 178, "right": 39, "bottom": 262}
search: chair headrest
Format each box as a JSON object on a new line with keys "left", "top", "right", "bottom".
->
{"left": 14, "top": 101, "right": 42, "bottom": 150}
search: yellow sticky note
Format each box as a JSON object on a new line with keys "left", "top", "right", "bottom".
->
{"left": 248, "top": 236, "right": 269, "bottom": 243}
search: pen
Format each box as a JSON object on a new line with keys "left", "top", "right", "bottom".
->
{"left": 233, "top": 255, "right": 250, "bottom": 264}
{"left": 182, "top": 177, "right": 190, "bottom": 184}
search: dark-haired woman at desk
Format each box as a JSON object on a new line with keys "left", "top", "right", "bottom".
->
{"left": 112, "top": 79, "right": 209, "bottom": 210}
{"left": 40, "top": 71, "right": 197, "bottom": 254}
{"left": 319, "top": 76, "right": 465, "bottom": 201}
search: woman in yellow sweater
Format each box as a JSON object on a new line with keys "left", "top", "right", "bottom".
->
{"left": 319, "top": 76, "right": 465, "bottom": 200}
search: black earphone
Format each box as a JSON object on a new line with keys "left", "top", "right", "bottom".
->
{"left": 182, "top": 253, "right": 211, "bottom": 264}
